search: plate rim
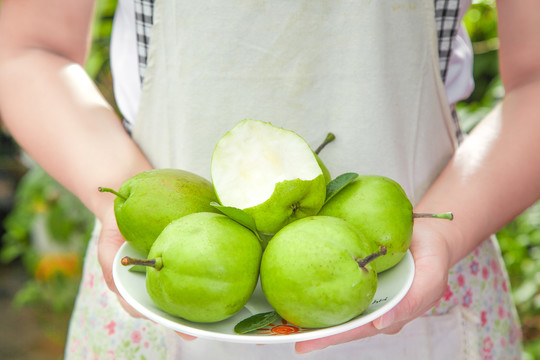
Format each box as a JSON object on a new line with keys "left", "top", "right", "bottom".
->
{"left": 113, "top": 242, "right": 415, "bottom": 344}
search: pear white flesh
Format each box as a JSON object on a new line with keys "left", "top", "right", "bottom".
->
{"left": 211, "top": 119, "right": 326, "bottom": 234}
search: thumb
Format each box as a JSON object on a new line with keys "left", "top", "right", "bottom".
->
{"left": 96, "top": 211, "right": 145, "bottom": 318}
{"left": 373, "top": 261, "right": 447, "bottom": 331}
{"left": 97, "top": 218, "right": 125, "bottom": 294}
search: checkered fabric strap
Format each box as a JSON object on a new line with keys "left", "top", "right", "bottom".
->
{"left": 434, "top": 0, "right": 463, "bottom": 143}
{"left": 434, "top": 0, "right": 461, "bottom": 81}
{"left": 132, "top": 0, "right": 463, "bottom": 141}
{"left": 134, "top": 0, "right": 155, "bottom": 82}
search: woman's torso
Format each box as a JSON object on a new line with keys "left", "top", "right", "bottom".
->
{"left": 64, "top": 1, "right": 522, "bottom": 359}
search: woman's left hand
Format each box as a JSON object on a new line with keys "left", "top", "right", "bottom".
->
{"left": 294, "top": 218, "right": 453, "bottom": 354}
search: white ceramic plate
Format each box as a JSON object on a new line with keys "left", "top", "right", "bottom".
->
{"left": 113, "top": 242, "right": 415, "bottom": 344}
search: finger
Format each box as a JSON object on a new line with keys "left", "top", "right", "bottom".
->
{"left": 374, "top": 275, "right": 445, "bottom": 331}
{"left": 97, "top": 222, "right": 125, "bottom": 294}
{"left": 101, "top": 234, "right": 147, "bottom": 318}
{"left": 95, "top": 212, "right": 146, "bottom": 318}
{"left": 295, "top": 322, "right": 379, "bottom": 354}
{"left": 372, "top": 293, "right": 416, "bottom": 330}
{"left": 116, "top": 294, "right": 145, "bottom": 318}
{"left": 176, "top": 332, "right": 198, "bottom": 341}
{"left": 373, "top": 249, "right": 448, "bottom": 330}
{"left": 376, "top": 320, "right": 405, "bottom": 335}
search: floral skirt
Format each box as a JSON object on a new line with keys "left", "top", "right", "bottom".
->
{"left": 64, "top": 222, "right": 522, "bottom": 359}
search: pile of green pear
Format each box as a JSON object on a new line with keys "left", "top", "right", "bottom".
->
{"left": 101, "top": 119, "right": 452, "bottom": 329}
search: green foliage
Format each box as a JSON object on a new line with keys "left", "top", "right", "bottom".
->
{"left": 86, "top": 0, "right": 119, "bottom": 108}
{"left": 457, "top": 1, "right": 503, "bottom": 132}
{"left": 1, "top": 165, "right": 94, "bottom": 265}
{"left": 0, "top": 164, "right": 94, "bottom": 314}
{"left": 12, "top": 273, "right": 82, "bottom": 314}
{"left": 86, "top": 0, "right": 118, "bottom": 80}
{"left": 497, "top": 203, "right": 540, "bottom": 359}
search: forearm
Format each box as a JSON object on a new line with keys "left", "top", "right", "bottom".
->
{"left": 0, "top": 49, "right": 152, "bottom": 219}
{"left": 415, "top": 81, "right": 540, "bottom": 266}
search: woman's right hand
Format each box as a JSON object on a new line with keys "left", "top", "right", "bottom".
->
{"left": 97, "top": 206, "right": 144, "bottom": 318}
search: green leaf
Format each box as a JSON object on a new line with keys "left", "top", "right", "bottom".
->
{"left": 46, "top": 204, "right": 75, "bottom": 243}
{"left": 128, "top": 265, "right": 147, "bottom": 274}
{"left": 210, "top": 202, "right": 262, "bottom": 242}
{"left": 325, "top": 172, "right": 359, "bottom": 203}
{"left": 0, "top": 245, "right": 24, "bottom": 264}
{"left": 234, "top": 311, "right": 281, "bottom": 334}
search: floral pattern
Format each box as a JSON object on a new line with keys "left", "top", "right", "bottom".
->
{"left": 254, "top": 319, "right": 307, "bottom": 336}
{"left": 65, "top": 232, "right": 173, "bottom": 359}
{"left": 430, "top": 238, "right": 523, "bottom": 359}
{"left": 65, "top": 226, "right": 522, "bottom": 359}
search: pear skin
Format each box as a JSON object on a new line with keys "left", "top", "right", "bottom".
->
{"left": 260, "top": 216, "right": 379, "bottom": 328}
{"left": 101, "top": 169, "right": 220, "bottom": 255}
{"left": 319, "top": 175, "right": 412, "bottom": 272}
{"left": 126, "top": 212, "right": 262, "bottom": 323}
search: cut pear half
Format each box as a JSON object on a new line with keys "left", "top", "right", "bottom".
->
{"left": 211, "top": 119, "right": 327, "bottom": 234}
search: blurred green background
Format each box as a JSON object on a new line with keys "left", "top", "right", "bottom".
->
{"left": 0, "top": 0, "right": 538, "bottom": 359}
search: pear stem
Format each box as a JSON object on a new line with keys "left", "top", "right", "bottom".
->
{"left": 121, "top": 256, "right": 163, "bottom": 271}
{"left": 413, "top": 212, "right": 454, "bottom": 221}
{"left": 357, "top": 246, "right": 387, "bottom": 270}
{"left": 314, "top": 133, "right": 336, "bottom": 155}
{"left": 98, "top": 186, "right": 127, "bottom": 201}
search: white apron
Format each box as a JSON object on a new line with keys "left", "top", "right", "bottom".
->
{"left": 133, "top": 0, "right": 456, "bottom": 203}
{"left": 135, "top": 0, "right": 461, "bottom": 357}
{"left": 65, "top": 1, "right": 522, "bottom": 359}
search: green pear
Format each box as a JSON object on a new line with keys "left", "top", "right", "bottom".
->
{"left": 99, "top": 169, "right": 219, "bottom": 255}
{"left": 122, "top": 212, "right": 262, "bottom": 323}
{"left": 211, "top": 119, "right": 327, "bottom": 234}
{"left": 319, "top": 175, "right": 452, "bottom": 272}
{"left": 260, "top": 216, "right": 384, "bottom": 329}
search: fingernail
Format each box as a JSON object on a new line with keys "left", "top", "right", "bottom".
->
{"left": 295, "top": 344, "right": 328, "bottom": 355}
{"left": 373, "top": 311, "right": 394, "bottom": 330}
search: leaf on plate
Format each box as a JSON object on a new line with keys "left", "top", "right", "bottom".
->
{"left": 325, "top": 172, "right": 359, "bottom": 203}
{"left": 128, "top": 265, "right": 147, "bottom": 273}
{"left": 234, "top": 311, "right": 281, "bottom": 334}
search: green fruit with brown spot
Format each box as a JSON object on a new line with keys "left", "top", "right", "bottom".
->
{"left": 123, "top": 212, "right": 262, "bottom": 323}
{"left": 100, "top": 169, "right": 219, "bottom": 255}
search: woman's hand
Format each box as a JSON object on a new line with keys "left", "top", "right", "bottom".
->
{"left": 97, "top": 206, "right": 142, "bottom": 318}
{"left": 294, "top": 218, "right": 454, "bottom": 354}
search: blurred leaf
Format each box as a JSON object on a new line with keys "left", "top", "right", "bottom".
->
{"left": 0, "top": 243, "right": 24, "bottom": 263}
{"left": 12, "top": 275, "right": 81, "bottom": 314}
